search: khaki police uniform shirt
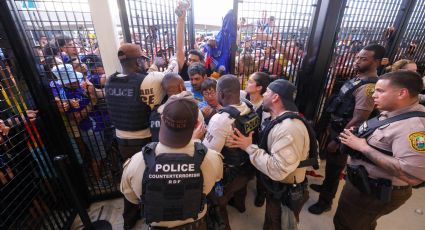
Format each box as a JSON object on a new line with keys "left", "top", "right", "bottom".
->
{"left": 353, "top": 80, "right": 376, "bottom": 112}
{"left": 245, "top": 111, "right": 310, "bottom": 183}
{"left": 349, "top": 103, "right": 425, "bottom": 186}
{"left": 115, "top": 71, "right": 165, "bottom": 139}
{"left": 203, "top": 102, "right": 252, "bottom": 152}
{"left": 120, "top": 140, "right": 223, "bottom": 228}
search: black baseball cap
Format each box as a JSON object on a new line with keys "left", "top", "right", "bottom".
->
{"left": 268, "top": 79, "right": 298, "bottom": 111}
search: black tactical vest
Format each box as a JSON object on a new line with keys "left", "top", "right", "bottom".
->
{"left": 149, "top": 105, "right": 161, "bottom": 142}
{"left": 105, "top": 72, "right": 151, "bottom": 131}
{"left": 259, "top": 112, "right": 319, "bottom": 170}
{"left": 219, "top": 103, "right": 260, "bottom": 166}
{"left": 258, "top": 112, "right": 318, "bottom": 200}
{"left": 141, "top": 142, "right": 207, "bottom": 224}
{"left": 326, "top": 77, "right": 377, "bottom": 119}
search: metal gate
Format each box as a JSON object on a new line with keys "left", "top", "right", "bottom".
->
{"left": 235, "top": 0, "right": 318, "bottom": 87}
{"left": 4, "top": 0, "right": 122, "bottom": 201}
{"left": 119, "top": 0, "right": 195, "bottom": 69}
{"left": 0, "top": 21, "right": 75, "bottom": 229}
{"left": 312, "top": 0, "right": 410, "bottom": 152}
{"left": 392, "top": 1, "right": 425, "bottom": 72}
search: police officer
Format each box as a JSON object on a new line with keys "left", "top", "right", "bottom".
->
{"left": 121, "top": 98, "right": 223, "bottom": 230}
{"left": 309, "top": 44, "right": 386, "bottom": 214}
{"left": 228, "top": 79, "right": 310, "bottom": 229}
{"left": 202, "top": 75, "right": 259, "bottom": 229}
{"left": 334, "top": 70, "right": 425, "bottom": 229}
{"left": 105, "top": 43, "right": 164, "bottom": 161}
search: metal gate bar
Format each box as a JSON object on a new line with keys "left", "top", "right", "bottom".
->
{"left": 1, "top": 20, "right": 75, "bottom": 229}
{"left": 8, "top": 0, "right": 122, "bottom": 201}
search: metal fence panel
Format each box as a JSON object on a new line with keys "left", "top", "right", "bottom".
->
{"left": 235, "top": 0, "right": 318, "bottom": 87}
{"left": 0, "top": 23, "right": 75, "bottom": 229}
{"left": 7, "top": 0, "right": 122, "bottom": 200}
{"left": 314, "top": 0, "right": 404, "bottom": 154}
{"left": 393, "top": 1, "right": 425, "bottom": 73}
{"left": 123, "top": 0, "right": 194, "bottom": 70}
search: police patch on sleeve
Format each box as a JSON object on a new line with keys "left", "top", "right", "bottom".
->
{"left": 365, "top": 84, "right": 375, "bottom": 96}
{"left": 408, "top": 132, "right": 425, "bottom": 153}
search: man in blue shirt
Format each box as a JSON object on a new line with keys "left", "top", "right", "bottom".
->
{"left": 50, "top": 64, "right": 107, "bottom": 187}
{"left": 187, "top": 62, "right": 207, "bottom": 105}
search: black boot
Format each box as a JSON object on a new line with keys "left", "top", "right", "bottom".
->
{"left": 308, "top": 199, "right": 331, "bottom": 215}
{"left": 254, "top": 193, "right": 266, "bottom": 207}
{"left": 228, "top": 197, "right": 246, "bottom": 213}
{"left": 310, "top": 184, "right": 322, "bottom": 193}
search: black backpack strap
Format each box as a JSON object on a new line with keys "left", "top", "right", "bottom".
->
{"left": 360, "top": 111, "right": 425, "bottom": 138}
{"left": 360, "top": 76, "right": 378, "bottom": 84}
{"left": 241, "top": 98, "right": 254, "bottom": 110}
{"left": 142, "top": 142, "right": 158, "bottom": 168}
{"left": 193, "top": 142, "right": 208, "bottom": 213}
{"left": 219, "top": 106, "right": 241, "bottom": 119}
{"left": 259, "top": 113, "right": 291, "bottom": 150}
{"left": 343, "top": 77, "right": 377, "bottom": 99}
{"left": 193, "top": 142, "right": 207, "bottom": 166}
{"left": 141, "top": 142, "right": 158, "bottom": 205}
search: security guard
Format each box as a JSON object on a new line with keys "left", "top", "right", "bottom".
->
{"left": 309, "top": 44, "right": 386, "bottom": 214}
{"left": 121, "top": 98, "right": 223, "bottom": 230}
{"left": 202, "top": 75, "right": 260, "bottom": 229}
{"left": 334, "top": 70, "right": 425, "bottom": 229}
{"left": 105, "top": 43, "right": 164, "bottom": 161}
{"left": 228, "top": 79, "right": 310, "bottom": 229}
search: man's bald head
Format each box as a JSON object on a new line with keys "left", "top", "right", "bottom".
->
{"left": 217, "top": 74, "right": 240, "bottom": 106}
{"left": 162, "top": 73, "right": 184, "bottom": 96}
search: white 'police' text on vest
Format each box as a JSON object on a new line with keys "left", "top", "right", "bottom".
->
{"left": 107, "top": 88, "right": 134, "bottom": 97}
{"left": 149, "top": 163, "right": 200, "bottom": 184}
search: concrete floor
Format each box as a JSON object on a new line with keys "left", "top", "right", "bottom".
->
{"left": 71, "top": 164, "right": 425, "bottom": 230}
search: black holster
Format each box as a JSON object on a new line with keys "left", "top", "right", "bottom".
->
{"left": 346, "top": 165, "right": 392, "bottom": 203}
{"left": 281, "top": 179, "right": 309, "bottom": 216}
{"left": 346, "top": 165, "right": 372, "bottom": 194}
{"left": 330, "top": 118, "right": 348, "bottom": 133}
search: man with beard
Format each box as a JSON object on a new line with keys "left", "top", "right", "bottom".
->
{"left": 228, "top": 79, "right": 310, "bottom": 229}
{"left": 308, "top": 44, "right": 386, "bottom": 214}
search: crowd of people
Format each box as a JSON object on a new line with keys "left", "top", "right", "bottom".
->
{"left": 2, "top": 1, "right": 425, "bottom": 230}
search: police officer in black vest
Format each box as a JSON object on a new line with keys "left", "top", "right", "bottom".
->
{"left": 121, "top": 97, "right": 223, "bottom": 230}
{"left": 228, "top": 79, "right": 312, "bottom": 228}
{"left": 202, "top": 75, "right": 260, "bottom": 229}
{"left": 105, "top": 43, "right": 153, "bottom": 161}
{"left": 309, "top": 44, "right": 386, "bottom": 214}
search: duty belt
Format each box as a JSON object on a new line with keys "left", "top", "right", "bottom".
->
{"left": 148, "top": 216, "right": 205, "bottom": 230}
{"left": 346, "top": 165, "right": 411, "bottom": 203}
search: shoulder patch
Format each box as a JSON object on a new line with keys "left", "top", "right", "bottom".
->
{"left": 364, "top": 84, "right": 375, "bottom": 97}
{"left": 408, "top": 132, "right": 425, "bottom": 153}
